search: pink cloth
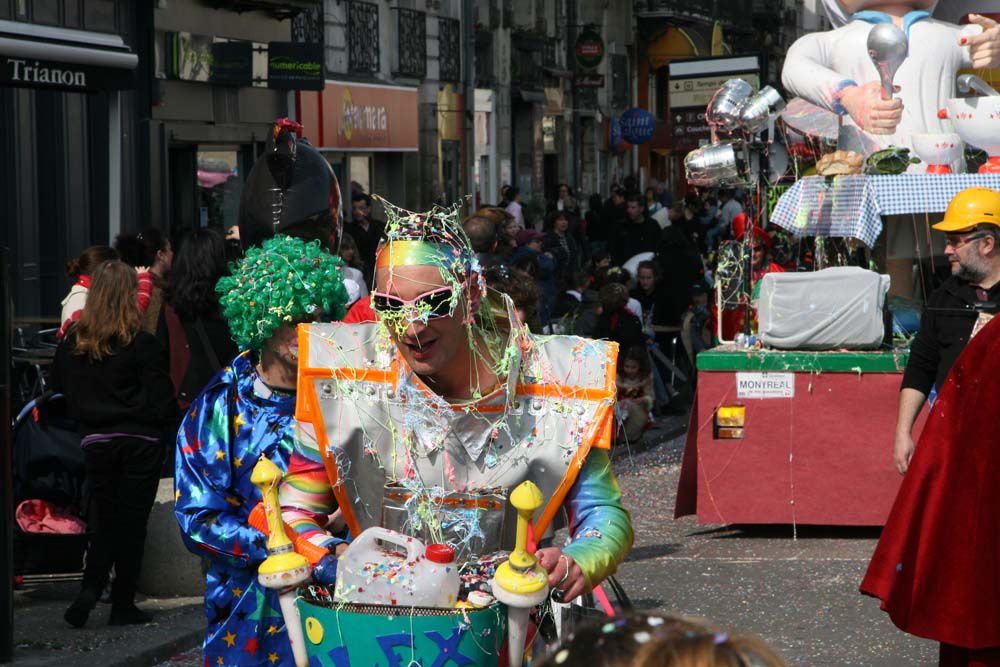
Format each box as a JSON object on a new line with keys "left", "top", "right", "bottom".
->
{"left": 15, "top": 499, "right": 86, "bottom": 534}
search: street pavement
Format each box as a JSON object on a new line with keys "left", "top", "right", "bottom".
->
{"left": 611, "top": 423, "right": 936, "bottom": 667}
{"left": 26, "top": 414, "right": 931, "bottom": 667}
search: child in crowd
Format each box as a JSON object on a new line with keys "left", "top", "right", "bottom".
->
{"left": 538, "top": 613, "right": 784, "bottom": 667}
{"left": 616, "top": 345, "right": 655, "bottom": 444}
{"left": 58, "top": 246, "right": 153, "bottom": 339}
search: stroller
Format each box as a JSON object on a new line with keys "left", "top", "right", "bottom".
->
{"left": 12, "top": 391, "right": 90, "bottom": 579}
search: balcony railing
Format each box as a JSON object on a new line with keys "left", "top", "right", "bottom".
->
{"left": 635, "top": 0, "right": 754, "bottom": 25}
{"left": 438, "top": 17, "right": 461, "bottom": 83}
{"left": 210, "top": 0, "right": 317, "bottom": 19}
{"left": 291, "top": 2, "right": 323, "bottom": 44}
{"left": 395, "top": 7, "right": 426, "bottom": 78}
{"left": 348, "top": 0, "right": 379, "bottom": 75}
{"left": 511, "top": 31, "right": 544, "bottom": 90}
{"left": 633, "top": 0, "right": 713, "bottom": 21}
{"left": 475, "top": 29, "right": 495, "bottom": 87}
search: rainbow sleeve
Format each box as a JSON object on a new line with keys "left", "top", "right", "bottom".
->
{"left": 561, "top": 449, "right": 634, "bottom": 587}
{"left": 278, "top": 425, "right": 347, "bottom": 550}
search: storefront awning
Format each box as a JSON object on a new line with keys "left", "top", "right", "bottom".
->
{"left": 0, "top": 19, "right": 137, "bottom": 92}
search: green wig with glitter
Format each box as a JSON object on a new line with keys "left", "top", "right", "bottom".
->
{"left": 217, "top": 235, "right": 349, "bottom": 351}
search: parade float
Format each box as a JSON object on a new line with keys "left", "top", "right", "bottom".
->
{"left": 675, "top": 3, "right": 1000, "bottom": 527}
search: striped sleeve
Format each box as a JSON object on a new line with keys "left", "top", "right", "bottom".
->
{"left": 136, "top": 271, "right": 153, "bottom": 313}
{"left": 279, "top": 423, "right": 345, "bottom": 549}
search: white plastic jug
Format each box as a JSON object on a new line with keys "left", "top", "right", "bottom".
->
{"left": 334, "top": 527, "right": 460, "bottom": 608}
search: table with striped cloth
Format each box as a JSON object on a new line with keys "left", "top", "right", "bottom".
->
{"left": 771, "top": 174, "right": 1000, "bottom": 247}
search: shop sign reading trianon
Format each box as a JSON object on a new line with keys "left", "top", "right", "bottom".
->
{"left": 5, "top": 57, "right": 86, "bottom": 88}
{"left": 0, "top": 56, "right": 131, "bottom": 92}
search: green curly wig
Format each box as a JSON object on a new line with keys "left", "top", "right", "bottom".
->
{"left": 217, "top": 235, "right": 349, "bottom": 351}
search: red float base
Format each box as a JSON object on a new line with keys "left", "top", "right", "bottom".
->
{"left": 675, "top": 369, "right": 926, "bottom": 526}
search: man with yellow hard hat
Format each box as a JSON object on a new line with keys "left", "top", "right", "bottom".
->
{"left": 894, "top": 187, "right": 1000, "bottom": 474}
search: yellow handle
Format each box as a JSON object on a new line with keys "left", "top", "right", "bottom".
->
{"left": 494, "top": 481, "right": 548, "bottom": 595}
{"left": 251, "top": 457, "right": 310, "bottom": 581}
{"left": 251, "top": 457, "right": 295, "bottom": 554}
{"left": 508, "top": 481, "right": 544, "bottom": 571}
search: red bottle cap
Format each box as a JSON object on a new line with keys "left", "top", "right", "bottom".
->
{"left": 425, "top": 544, "right": 456, "bottom": 564}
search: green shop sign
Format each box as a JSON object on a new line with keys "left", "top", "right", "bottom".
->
{"left": 268, "top": 42, "right": 324, "bottom": 91}
{"left": 575, "top": 28, "right": 605, "bottom": 70}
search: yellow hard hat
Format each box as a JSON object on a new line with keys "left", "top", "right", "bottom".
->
{"left": 933, "top": 187, "right": 1000, "bottom": 232}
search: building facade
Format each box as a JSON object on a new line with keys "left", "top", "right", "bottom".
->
{"left": 146, "top": 0, "right": 315, "bottom": 235}
{"left": 294, "top": 0, "right": 452, "bottom": 217}
{"left": 0, "top": 0, "right": 145, "bottom": 318}
{"left": 2, "top": 0, "right": 318, "bottom": 318}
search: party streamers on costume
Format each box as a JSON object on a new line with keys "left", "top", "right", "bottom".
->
{"left": 283, "top": 196, "right": 634, "bottom": 591}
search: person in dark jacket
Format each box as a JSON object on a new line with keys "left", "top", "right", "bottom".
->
{"left": 544, "top": 210, "right": 583, "bottom": 283}
{"left": 512, "top": 228, "right": 557, "bottom": 327}
{"left": 611, "top": 192, "right": 662, "bottom": 266}
{"left": 344, "top": 192, "right": 385, "bottom": 283}
{"left": 895, "top": 188, "right": 1000, "bottom": 475}
{"left": 594, "top": 282, "right": 646, "bottom": 353}
{"left": 596, "top": 188, "right": 625, "bottom": 252}
{"left": 53, "top": 260, "right": 178, "bottom": 628}
{"left": 159, "top": 229, "right": 237, "bottom": 422}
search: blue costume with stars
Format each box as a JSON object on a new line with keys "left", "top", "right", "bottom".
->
{"left": 175, "top": 351, "right": 296, "bottom": 667}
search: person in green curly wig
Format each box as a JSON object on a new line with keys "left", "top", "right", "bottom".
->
{"left": 174, "top": 234, "right": 349, "bottom": 667}
{"left": 217, "top": 234, "right": 349, "bottom": 390}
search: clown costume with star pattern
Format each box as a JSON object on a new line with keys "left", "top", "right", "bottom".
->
{"left": 174, "top": 236, "right": 348, "bottom": 667}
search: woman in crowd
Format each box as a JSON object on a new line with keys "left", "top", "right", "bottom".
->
{"left": 645, "top": 187, "right": 663, "bottom": 217}
{"left": 500, "top": 185, "right": 525, "bottom": 229}
{"left": 631, "top": 260, "right": 663, "bottom": 332}
{"left": 116, "top": 228, "right": 173, "bottom": 333}
{"left": 496, "top": 212, "right": 521, "bottom": 260}
{"left": 544, "top": 210, "right": 583, "bottom": 282}
{"left": 55, "top": 260, "right": 177, "bottom": 628}
{"left": 338, "top": 231, "right": 366, "bottom": 277}
{"left": 337, "top": 231, "right": 370, "bottom": 307}
{"left": 160, "top": 229, "right": 237, "bottom": 413}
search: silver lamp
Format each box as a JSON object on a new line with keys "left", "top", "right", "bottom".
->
{"left": 684, "top": 143, "right": 746, "bottom": 187}
{"left": 738, "top": 86, "right": 787, "bottom": 135}
{"left": 706, "top": 79, "right": 754, "bottom": 133}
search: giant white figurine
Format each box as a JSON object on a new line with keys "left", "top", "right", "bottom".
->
{"left": 783, "top": 1, "right": 1000, "bottom": 155}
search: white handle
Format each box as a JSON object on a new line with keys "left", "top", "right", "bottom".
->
{"left": 350, "top": 527, "right": 424, "bottom": 562}
{"left": 278, "top": 589, "right": 309, "bottom": 667}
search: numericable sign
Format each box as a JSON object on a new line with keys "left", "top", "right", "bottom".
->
{"left": 735, "top": 372, "right": 795, "bottom": 399}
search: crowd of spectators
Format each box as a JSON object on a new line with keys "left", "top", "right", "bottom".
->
{"left": 461, "top": 180, "right": 780, "bottom": 430}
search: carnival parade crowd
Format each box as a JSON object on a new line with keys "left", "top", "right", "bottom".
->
{"left": 39, "top": 137, "right": 799, "bottom": 666}
{"left": 29, "top": 136, "right": 1000, "bottom": 667}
